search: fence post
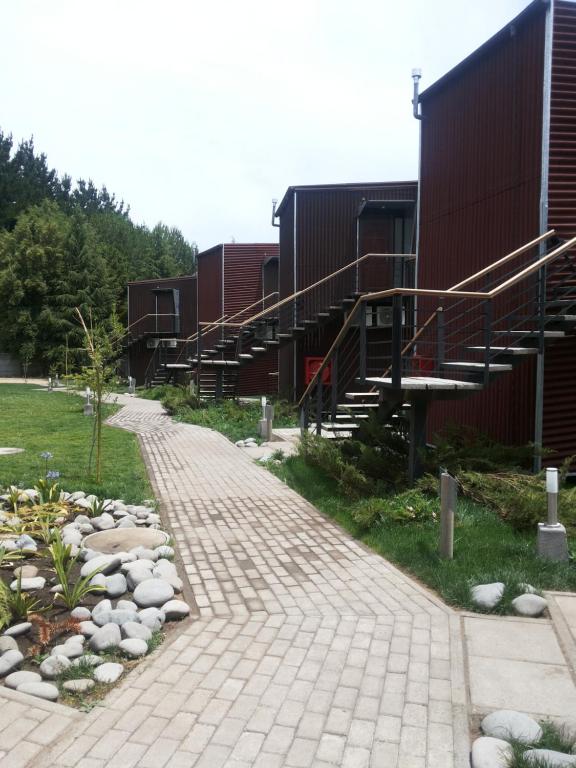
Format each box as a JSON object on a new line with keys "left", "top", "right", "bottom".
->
{"left": 439, "top": 472, "right": 457, "bottom": 559}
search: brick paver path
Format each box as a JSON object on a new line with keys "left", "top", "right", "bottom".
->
{"left": 32, "top": 396, "right": 469, "bottom": 768}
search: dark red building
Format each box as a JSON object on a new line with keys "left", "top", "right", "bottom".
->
{"left": 126, "top": 275, "right": 197, "bottom": 385}
{"left": 196, "top": 243, "right": 279, "bottom": 396}
{"left": 274, "top": 182, "right": 418, "bottom": 399}
{"left": 417, "top": 0, "right": 576, "bottom": 464}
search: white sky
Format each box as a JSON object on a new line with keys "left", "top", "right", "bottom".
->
{"left": 2, "top": 0, "right": 530, "bottom": 251}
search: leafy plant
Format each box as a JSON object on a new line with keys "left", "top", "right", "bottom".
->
{"left": 351, "top": 497, "right": 388, "bottom": 530}
{"left": 298, "top": 433, "right": 369, "bottom": 498}
{"left": 0, "top": 579, "right": 11, "bottom": 631}
{"left": 4, "top": 485, "right": 22, "bottom": 513}
{"left": 6, "top": 574, "right": 43, "bottom": 621}
{"left": 87, "top": 496, "right": 112, "bottom": 517}
{"left": 0, "top": 546, "right": 26, "bottom": 567}
{"left": 49, "top": 531, "right": 104, "bottom": 609}
{"left": 35, "top": 476, "right": 61, "bottom": 504}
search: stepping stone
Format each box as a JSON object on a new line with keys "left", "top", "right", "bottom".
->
{"left": 63, "top": 678, "right": 95, "bottom": 693}
{"left": 89, "top": 623, "right": 121, "bottom": 652}
{"left": 481, "top": 710, "right": 542, "bottom": 743}
{"left": 40, "top": 655, "right": 71, "bottom": 679}
{"left": 3, "top": 622, "right": 31, "bottom": 637}
{"left": 133, "top": 580, "right": 174, "bottom": 608}
{"left": 5, "top": 670, "right": 42, "bottom": 689}
{"left": 512, "top": 594, "right": 548, "bottom": 618}
{"left": 121, "top": 622, "right": 152, "bottom": 642}
{"left": 471, "top": 582, "right": 505, "bottom": 609}
{"left": 523, "top": 750, "right": 576, "bottom": 766}
{"left": 18, "top": 681, "right": 59, "bottom": 701}
{"left": 119, "top": 638, "right": 148, "bottom": 658}
{"left": 472, "top": 737, "right": 513, "bottom": 768}
{"left": 162, "top": 600, "right": 191, "bottom": 621}
{"left": 0, "top": 636, "right": 19, "bottom": 654}
{"left": 93, "top": 662, "right": 124, "bottom": 684}
{"left": 0, "top": 650, "right": 24, "bottom": 677}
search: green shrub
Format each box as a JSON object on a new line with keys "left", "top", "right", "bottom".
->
{"left": 298, "top": 433, "right": 369, "bottom": 498}
{"left": 380, "top": 490, "right": 439, "bottom": 524}
{"left": 351, "top": 497, "right": 388, "bottom": 530}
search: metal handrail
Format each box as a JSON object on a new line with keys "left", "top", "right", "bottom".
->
{"left": 199, "top": 253, "right": 415, "bottom": 329}
{"left": 299, "top": 234, "right": 576, "bottom": 406}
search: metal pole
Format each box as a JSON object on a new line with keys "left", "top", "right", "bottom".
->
{"left": 331, "top": 351, "right": 339, "bottom": 422}
{"left": 391, "top": 295, "right": 403, "bottom": 388}
{"left": 316, "top": 376, "right": 323, "bottom": 436}
{"left": 546, "top": 467, "right": 559, "bottom": 525}
{"left": 482, "top": 300, "right": 493, "bottom": 387}
{"left": 437, "top": 307, "right": 445, "bottom": 369}
{"left": 439, "top": 472, "right": 457, "bottom": 559}
{"left": 359, "top": 303, "right": 367, "bottom": 382}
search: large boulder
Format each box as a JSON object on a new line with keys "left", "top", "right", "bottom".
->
{"left": 523, "top": 750, "right": 576, "bottom": 767}
{"left": 471, "top": 737, "right": 513, "bottom": 768}
{"left": 471, "top": 582, "right": 505, "bottom": 610}
{"left": 511, "top": 594, "right": 548, "bottom": 618}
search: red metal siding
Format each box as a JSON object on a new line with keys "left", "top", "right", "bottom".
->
{"left": 197, "top": 245, "right": 223, "bottom": 349}
{"left": 276, "top": 183, "right": 417, "bottom": 398}
{"left": 418, "top": 4, "right": 547, "bottom": 446}
{"left": 543, "top": 0, "right": 576, "bottom": 463}
{"left": 222, "top": 244, "right": 279, "bottom": 396}
{"left": 127, "top": 275, "right": 197, "bottom": 384}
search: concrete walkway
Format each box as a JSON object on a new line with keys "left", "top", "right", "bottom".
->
{"left": 4, "top": 393, "right": 575, "bottom": 767}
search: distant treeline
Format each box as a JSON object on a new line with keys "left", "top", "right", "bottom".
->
{"left": 0, "top": 130, "right": 197, "bottom": 373}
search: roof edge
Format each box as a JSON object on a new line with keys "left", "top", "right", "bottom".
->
{"left": 419, "top": 0, "right": 549, "bottom": 103}
{"left": 128, "top": 274, "right": 196, "bottom": 286}
{"left": 275, "top": 180, "right": 418, "bottom": 217}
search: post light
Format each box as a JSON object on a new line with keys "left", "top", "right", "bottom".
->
{"left": 48, "top": 377, "right": 53, "bottom": 392}
{"left": 537, "top": 466, "right": 568, "bottom": 561}
{"left": 83, "top": 386, "right": 94, "bottom": 417}
{"left": 546, "top": 467, "right": 559, "bottom": 525}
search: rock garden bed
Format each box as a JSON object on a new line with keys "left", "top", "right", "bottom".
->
{"left": 0, "top": 485, "right": 191, "bottom": 708}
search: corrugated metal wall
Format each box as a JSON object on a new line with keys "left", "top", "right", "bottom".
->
{"left": 127, "top": 275, "right": 197, "bottom": 384}
{"left": 418, "top": 3, "right": 547, "bottom": 445}
{"left": 222, "top": 244, "right": 279, "bottom": 396}
{"left": 276, "top": 183, "right": 417, "bottom": 398}
{"left": 197, "top": 245, "right": 224, "bottom": 349}
{"left": 543, "top": 0, "right": 576, "bottom": 464}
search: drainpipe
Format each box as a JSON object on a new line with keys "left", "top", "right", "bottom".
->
{"left": 533, "top": 0, "right": 554, "bottom": 473}
{"left": 412, "top": 68, "right": 422, "bottom": 121}
{"left": 271, "top": 199, "right": 280, "bottom": 228}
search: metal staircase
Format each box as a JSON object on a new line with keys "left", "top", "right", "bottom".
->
{"left": 186, "top": 252, "right": 416, "bottom": 399}
{"left": 299, "top": 231, "right": 576, "bottom": 481}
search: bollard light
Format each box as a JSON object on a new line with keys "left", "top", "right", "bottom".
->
{"left": 546, "top": 467, "right": 559, "bottom": 526}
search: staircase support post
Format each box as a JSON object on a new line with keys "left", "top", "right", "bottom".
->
{"left": 391, "top": 295, "right": 403, "bottom": 388}
{"left": 330, "top": 352, "right": 339, "bottom": 422}
{"left": 437, "top": 307, "right": 445, "bottom": 369}
{"left": 482, "top": 300, "right": 493, "bottom": 387}
{"left": 408, "top": 397, "right": 428, "bottom": 485}
{"left": 359, "top": 303, "right": 367, "bottom": 382}
{"left": 534, "top": 261, "right": 547, "bottom": 473}
{"left": 316, "top": 376, "right": 323, "bottom": 436}
{"left": 299, "top": 397, "right": 309, "bottom": 436}
{"left": 215, "top": 369, "right": 223, "bottom": 401}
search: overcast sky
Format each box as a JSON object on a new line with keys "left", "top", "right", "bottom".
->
{"left": 3, "top": 0, "right": 530, "bottom": 251}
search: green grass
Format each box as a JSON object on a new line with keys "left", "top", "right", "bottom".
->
{"left": 170, "top": 395, "right": 298, "bottom": 444}
{"left": 0, "top": 384, "right": 151, "bottom": 502}
{"left": 269, "top": 455, "right": 576, "bottom": 612}
{"left": 508, "top": 721, "right": 576, "bottom": 767}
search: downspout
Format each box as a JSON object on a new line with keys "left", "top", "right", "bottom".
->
{"left": 534, "top": 0, "right": 554, "bottom": 473}
{"left": 221, "top": 245, "right": 225, "bottom": 343}
{"left": 271, "top": 199, "right": 280, "bottom": 227}
{"left": 293, "top": 191, "right": 298, "bottom": 400}
{"left": 412, "top": 68, "right": 423, "bottom": 350}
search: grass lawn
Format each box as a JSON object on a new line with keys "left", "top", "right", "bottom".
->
{"left": 0, "top": 384, "right": 151, "bottom": 502}
{"left": 268, "top": 454, "right": 576, "bottom": 612}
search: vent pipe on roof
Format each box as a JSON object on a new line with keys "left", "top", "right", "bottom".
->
{"left": 271, "top": 199, "right": 280, "bottom": 227}
{"left": 412, "top": 68, "right": 422, "bottom": 120}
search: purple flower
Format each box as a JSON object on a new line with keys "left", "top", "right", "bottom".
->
{"left": 46, "top": 470, "right": 60, "bottom": 480}
{"left": 40, "top": 451, "right": 53, "bottom": 460}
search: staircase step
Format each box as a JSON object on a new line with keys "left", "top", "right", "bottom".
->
{"left": 345, "top": 392, "right": 380, "bottom": 400}
{"left": 442, "top": 361, "right": 512, "bottom": 373}
{"left": 251, "top": 346, "right": 266, "bottom": 353}
{"left": 321, "top": 422, "right": 361, "bottom": 431}
{"left": 467, "top": 346, "right": 538, "bottom": 356}
{"left": 303, "top": 319, "right": 318, "bottom": 326}
{"left": 265, "top": 340, "right": 280, "bottom": 346}
{"left": 238, "top": 353, "right": 254, "bottom": 360}
{"left": 288, "top": 326, "right": 305, "bottom": 333}
{"left": 366, "top": 376, "right": 482, "bottom": 391}
{"left": 337, "top": 403, "right": 380, "bottom": 409}
{"left": 504, "top": 330, "right": 566, "bottom": 338}
{"left": 316, "top": 312, "right": 331, "bottom": 319}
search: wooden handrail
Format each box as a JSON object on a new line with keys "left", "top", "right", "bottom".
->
{"left": 199, "top": 253, "right": 415, "bottom": 329}
{"left": 448, "top": 230, "right": 554, "bottom": 291}
{"left": 299, "top": 233, "right": 576, "bottom": 406}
